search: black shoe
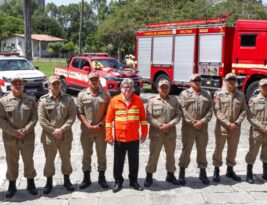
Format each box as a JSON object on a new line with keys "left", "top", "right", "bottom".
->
{"left": 262, "top": 163, "right": 267, "bottom": 180}
{"left": 79, "top": 171, "right": 91, "bottom": 189}
{"left": 43, "top": 177, "right": 53, "bottom": 195}
{"left": 246, "top": 164, "right": 254, "bottom": 184}
{"left": 166, "top": 172, "right": 180, "bottom": 185}
{"left": 226, "top": 167, "right": 241, "bottom": 181}
{"left": 130, "top": 182, "right": 143, "bottom": 191}
{"left": 112, "top": 183, "right": 122, "bottom": 193}
{"left": 178, "top": 168, "right": 186, "bottom": 185}
{"left": 63, "top": 175, "right": 75, "bottom": 192}
{"left": 5, "top": 180, "right": 17, "bottom": 198}
{"left": 98, "top": 171, "right": 109, "bottom": 189}
{"left": 199, "top": 169, "right": 210, "bottom": 185}
{"left": 213, "top": 167, "right": 220, "bottom": 182}
{"left": 27, "top": 178, "right": 38, "bottom": 195}
{"left": 144, "top": 173, "right": 153, "bottom": 187}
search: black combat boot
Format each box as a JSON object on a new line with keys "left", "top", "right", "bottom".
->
{"left": 5, "top": 180, "right": 17, "bottom": 198}
{"left": 98, "top": 171, "right": 109, "bottom": 188}
{"left": 226, "top": 166, "right": 241, "bottom": 181}
{"left": 43, "top": 177, "right": 53, "bottom": 194}
{"left": 178, "top": 167, "right": 186, "bottom": 185}
{"left": 262, "top": 163, "right": 267, "bottom": 180}
{"left": 246, "top": 164, "right": 254, "bottom": 184}
{"left": 27, "top": 178, "right": 38, "bottom": 195}
{"left": 166, "top": 171, "right": 179, "bottom": 185}
{"left": 144, "top": 173, "right": 153, "bottom": 187}
{"left": 63, "top": 175, "right": 75, "bottom": 191}
{"left": 213, "top": 167, "right": 220, "bottom": 182}
{"left": 199, "top": 168, "right": 210, "bottom": 185}
{"left": 79, "top": 171, "right": 91, "bottom": 189}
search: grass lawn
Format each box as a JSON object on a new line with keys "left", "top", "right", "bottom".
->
{"left": 33, "top": 61, "right": 67, "bottom": 77}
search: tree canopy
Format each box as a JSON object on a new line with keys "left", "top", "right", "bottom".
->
{"left": 0, "top": 0, "right": 267, "bottom": 56}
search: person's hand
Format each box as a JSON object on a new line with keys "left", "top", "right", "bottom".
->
{"left": 107, "top": 140, "right": 114, "bottom": 145}
{"left": 263, "top": 126, "right": 267, "bottom": 134}
{"left": 140, "top": 136, "right": 146, "bottom": 143}
{"left": 53, "top": 128, "right": 64, "bottom": 140}
{"left": 17, "top": 129, "right": 25, "bottom": 140}
{"left": 228, "top": 123, "right": 238, "bottom": 132}
{"left": 160, "top": 124, "right": 171, "bottom": 133}
{"left": 87, "top": 124, "right": 101, "bottom": 132}
{"left": 193, "top": 121, "right": 203, "bottom": 130}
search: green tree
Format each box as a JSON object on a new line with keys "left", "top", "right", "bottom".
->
{"left": 48, "top": 42, "right": 64, "bottom": 57}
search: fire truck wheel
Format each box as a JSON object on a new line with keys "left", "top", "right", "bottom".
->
{"left": 153, "top": 74, "right": 170, "bottom": 93}
{"left": 61, "top": 78, "right": 68, "bottom": 93}
{"left": 246, "top": 80, "right": 260, "bottom": 100}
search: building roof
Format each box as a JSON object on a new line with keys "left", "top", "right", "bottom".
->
{"left": 13, "top": 34, "right": 66, "bottom": 42}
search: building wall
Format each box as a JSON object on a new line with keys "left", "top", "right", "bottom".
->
{"left": 1, "top": 36, "right": 52, "bottom": 57}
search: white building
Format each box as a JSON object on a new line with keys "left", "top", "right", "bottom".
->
{"left": 0, "top": 34, "right": 65, "bottom": 57}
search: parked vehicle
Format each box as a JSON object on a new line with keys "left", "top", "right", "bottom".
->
{"left": 0, "top": 52, "right": 48, "bottom": 97}
{"left": 136, "top": 14, "right": 267, "bottom": 99}
{"left": 54, "top": 53, "right": 141, "bottom": 95}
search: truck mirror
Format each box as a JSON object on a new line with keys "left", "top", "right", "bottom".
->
{"left": 83, "top": 66, "right": 91, "bottom": 72}
{"left": 34, "top": 66, "right": 39, "bottom": 70}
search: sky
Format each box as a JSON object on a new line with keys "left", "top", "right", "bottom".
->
{"left": 46, "top": 0, "right": 267, "bottom": 6}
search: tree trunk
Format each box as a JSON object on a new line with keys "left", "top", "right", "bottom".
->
{"left": 79, "top": 0, "right": 84, "bottom": 55}
{"left": 23, "top": 0, "right": 32, "bottom": 61}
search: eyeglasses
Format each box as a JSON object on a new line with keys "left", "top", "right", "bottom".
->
{"left": 227, "top": 78, "right": 237, "bottom": 82}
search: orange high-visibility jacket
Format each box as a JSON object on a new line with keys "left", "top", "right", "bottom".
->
{"left": 105, "top": 93, "right": 148, "bottom": 142}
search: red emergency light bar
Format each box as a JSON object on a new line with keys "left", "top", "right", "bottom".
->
{"left": 0, "top": 52, "right": 20, "bottom": 56}
{"left": 146, "top": 13, "right": 231, "bottom": 29}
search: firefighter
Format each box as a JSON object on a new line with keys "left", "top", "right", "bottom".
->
{"left": 144, "top": 79, "right": 182, "bottom": 187}
{"left": 38, "top": 76, "right": 76, "bottom": 194}
{"left": 77, "top": 72, "right": 111, "bottom": 189}
{"left": 246, "top": 79, "right": 267, "bottom": 184}
{"left": 212, "top": 73, "right": 246, "bottom": 182}
{"left": 105, "top": 78, "right": 148, "bottom": 193}
{"left": 178, "top": 74, "right": 213, "bottom": 185}
{"left": 0, "top": 76, "right": 38, "bottom": 198}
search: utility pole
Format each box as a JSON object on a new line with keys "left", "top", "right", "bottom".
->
{"left": 23, "top": 0, "right": 32, "bottom": 61}
{"left": 79, "top": 0, "right": 84, "bottom": 55}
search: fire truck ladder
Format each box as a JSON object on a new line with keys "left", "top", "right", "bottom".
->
{"left": 142, "top": 14, "right": 231, "bottom": 31}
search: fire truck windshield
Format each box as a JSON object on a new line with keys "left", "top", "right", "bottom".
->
{"left": 92, "top": 59, "right": 122, "bottom": 70}
{"left": 0, "top": 59, "right": 35, "bottom": 71}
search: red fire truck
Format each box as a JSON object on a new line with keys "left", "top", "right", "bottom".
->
{"left": 136, "top": 14, "right": 267, "bottom": 99}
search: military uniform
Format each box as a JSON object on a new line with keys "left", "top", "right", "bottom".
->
{"left": 77, "top": 87, "right": 110, "bottom": 172}
{"left": 245, "top": 79, "right": 267, "bottom": 183}
{"left": 38, "top": 92, "right": 76, "bottom": 177}
{"left": 212, "top": 73, "right": 246, "bottom": 182}
{"left": 178, "top": 88, "right": 213, "bottom": 169}
{"left": 146, "top": 94, "right": 182, "bottom": 174}
{"left": 213, "top": 88, "right": 246, "bottom": 167}
{"left": 0, "top": 93, "right": 37, "bottom": 181}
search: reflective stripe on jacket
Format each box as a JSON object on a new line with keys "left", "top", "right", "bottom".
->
{"left": 105, "top": 93, "right": 148, "bottom": 142}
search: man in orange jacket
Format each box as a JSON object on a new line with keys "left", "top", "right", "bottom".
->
{"left": 106, "top": 78, "right": 148, "bottom": 193}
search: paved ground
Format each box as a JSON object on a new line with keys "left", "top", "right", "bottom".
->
{"left": 0, "top": 92, "right": 267, "bottom": 205}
